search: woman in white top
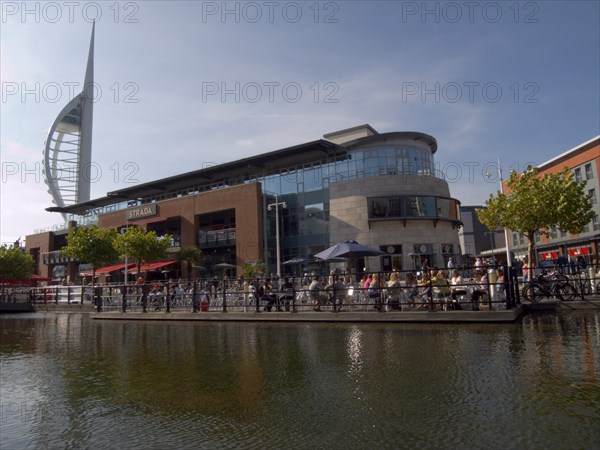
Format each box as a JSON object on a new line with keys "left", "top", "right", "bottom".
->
{"left": 450, "top": 269, "right": 467, "bottom": 301}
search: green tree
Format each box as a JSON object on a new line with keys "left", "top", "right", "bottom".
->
{"left": 177, "top": 246, "right": 202, "bottom": 281}
{"left": 116, "top": 227, "right": 171, "bottom": 279}
{"left": 0, "top": 244, "right": 34, "bottom": 281}
{"left": 241, "top": 260, "right": 266, "bottom": 280}
{"left": 477, "top": 166, "right": 594, "bottom": 278}
{"left": 63, "top": 225, "right": 120, "bottom": 276}
{"left": 62, "top": 225, "right": 119, "bottom": 295}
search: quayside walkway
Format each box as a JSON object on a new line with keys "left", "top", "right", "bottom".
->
{"left": 92, "top": 306, "right": 526, "bottom": 323}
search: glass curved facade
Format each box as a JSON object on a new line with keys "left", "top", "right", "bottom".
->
{"left": 257, "top": 143, "right": 446, "bottom": 266}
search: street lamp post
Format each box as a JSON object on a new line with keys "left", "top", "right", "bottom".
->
{"left": 267, "top": 194, "right": 287, "bottom": 277}
{"left": 486, "top": 159, "right": 512, "bottom": 269}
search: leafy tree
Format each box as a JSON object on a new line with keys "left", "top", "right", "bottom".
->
{"left": 116, "top": 227, "right": 171, "bottom": 279}
{"left": 477, "top": 166, "right": 594, "bottom": 278}
{"left": 177, "top": 246, "right": 202, "bottom": 281}
{"left": 63, "top": 225, "right": 119, "bottom": 277}
{"left": 62, "top": 225, "right": 119, "bottom": 297}
{"left": 241, "top": 260, "right": 266, "bottom": 280}
{"left": 0, "top": 244, "right": 34, "bottom": 281}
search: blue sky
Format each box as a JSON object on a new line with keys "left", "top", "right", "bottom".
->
{"left": 1, "top": 1, "right": 599, "bottom": 244}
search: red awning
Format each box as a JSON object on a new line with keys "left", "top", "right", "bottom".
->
{"left": 568, "top": 247, "right": 590, "bottom": 257}
{"left": 131, "top": 260, "right": 176, "bottom": 274}
{"left": 540, "top": 251, "right": 559, "bottom": 261}
{"left": 95, "top": 263, "right": 135, "bottom": 275}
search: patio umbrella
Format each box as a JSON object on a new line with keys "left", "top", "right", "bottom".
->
{"left": 283, "top": 256, "right": 313, "bottom": 265}
{"left": 213, "top": 263, "right": 237, "bottom": 269}
{"left": 314, "top": 240, "right": 386, "bottom": 261}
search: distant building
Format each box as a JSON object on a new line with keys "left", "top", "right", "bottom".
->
{"left": 458, "top": 206, "right": 506, "bottom": 264}
{"left": 507, "top": 135, "right": 600, "bottom": 265}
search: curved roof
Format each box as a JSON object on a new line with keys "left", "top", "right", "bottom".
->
{"left": 342, "top": 131, "right": 438, "bottom": 154}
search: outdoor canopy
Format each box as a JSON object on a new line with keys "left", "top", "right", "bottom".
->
{"left": 314, "top": 240, "right": 386, "bottom": 261}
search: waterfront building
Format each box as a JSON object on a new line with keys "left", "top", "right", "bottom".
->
{"left": 26, "top": 124, "right": 463, "bottom": 280}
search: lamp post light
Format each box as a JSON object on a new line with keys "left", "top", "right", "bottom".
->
{"left": 485, "top": 159, "right": 513, "bottom": 269}
{"left": 267, "top": 194, "right": 287, "bottom": 277}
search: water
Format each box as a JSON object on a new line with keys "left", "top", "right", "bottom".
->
{"left": 1, "top": 312, "right": 599, "bottom": 449}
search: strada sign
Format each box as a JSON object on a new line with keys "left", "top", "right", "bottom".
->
{"left": 126, "top": 204, "right": 157, "bottom": 221}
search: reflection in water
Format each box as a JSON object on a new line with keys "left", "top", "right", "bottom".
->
{"left": 1, "top": 312, "right": 599, "bottom": 449}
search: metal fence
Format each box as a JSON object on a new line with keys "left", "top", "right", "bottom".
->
{"left": 3, "top": 264, "right": 599, "bottom": 313}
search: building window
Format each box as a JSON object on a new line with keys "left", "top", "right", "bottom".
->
{"left": 574, "top": 167, "right": 582, "bottom": 182}
{"left": 585, "top": 163, "right": 593, "bottom": 180}
{"left": 593, "top": 215, "right": 599, "bottom": 231}
{"left": 589, "top": 188, "right": 597, "bottom": 204}
{"left": 534, "top": 231, "right": 540, "bottom": 243}
{"left": 549, "top": 227, "right": 557, "bottom": 239}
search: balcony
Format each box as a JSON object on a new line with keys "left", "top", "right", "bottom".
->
{"left": 42, "top": 250, "right": 74, "bottom": 265}
{"left": 198, "top": 229, "right": 236, "bottom": 248}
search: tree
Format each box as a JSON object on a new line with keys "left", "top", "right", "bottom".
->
{"left": 177, "top": 246, "right": 202, "bottom": 281}
{"left": 62, "top": 225, "right": 119, "bottom": 298}
{"left": 116, "top": 227, "right": 171, "bottom": 279}
{"left": 241, "top": 260, "right": 266, "bottom": 280}
{"left": 477, "top": 166, "right": 594, "bottom": 279}
{"left": 0, "top": 244, "right": 34, "bottom": 281}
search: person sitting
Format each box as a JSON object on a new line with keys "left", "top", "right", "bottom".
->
{"left": 416, "top": 273, "right": 432, "bottom": 308}
{"left": 470, "top": 270, "right": 488, "bottom": 311}
{"left": 309, "top": 275, "right": 327, "bottom": 311}
{"left": 386, "top": 271, "right": 402, "bottom": 310}
{"left": 279, "top": 277, "right": 295, "bottom": 311}
{"left": 325, "top": 275, "right": 347, "bottom": 312}
{"left": 431, "top": 270, "right": 451, "bottom": 310}
{"left": 404, "top": 272, "right": 419, "bottom": 306}
{"left": 368, "top": 273, "right": 382, "bottom": 310}
{"left": 450, "top": 269, "right": 467, "bottom": 308}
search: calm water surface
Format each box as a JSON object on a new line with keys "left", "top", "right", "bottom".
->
{"left": 1, "top": 312, "right": 599, "bottom": 449}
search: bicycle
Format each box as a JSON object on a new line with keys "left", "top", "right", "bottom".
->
{"left": 522, "top": 270, "right": 577, "bottom": 302}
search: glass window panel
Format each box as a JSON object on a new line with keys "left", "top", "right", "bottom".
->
{"left": 437, "top": 198, "right": 451, "bottom": 218}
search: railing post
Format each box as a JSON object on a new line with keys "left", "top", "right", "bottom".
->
{"left": 428, "top": 276, "right": 434, "bottom": 312}
{"left": 121, "top": 284, "right": 127, "bottom": 313}
{"left": 142, "top": 283, "right": 148, "bottom": 313}
{"left": 166, "top": 280, "right": 171, "bottom": 313}
{"left": 54, "top": 287, "right": 59, "bottom": 305}
{"left": 291, "top": 285, "right": 297, "bottom": 313}
{"left": 96, "top": 286, "right": 103, "bottom": 312}
{"left": 222, "top": 282, "right": 227, "bottom": 313}
{"left": 256, "top": 281, "right": 261, "bottom": 313}
{"left": 67, "top": 286, "right": 71, "bottom": 305}
{"left": 192, "top": 280, "right": 199, "bottom": 313}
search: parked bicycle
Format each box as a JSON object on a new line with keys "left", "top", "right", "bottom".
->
{"left": 522, "top": 269, "right": 577, "bottom": 302}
